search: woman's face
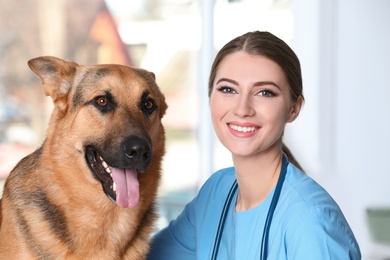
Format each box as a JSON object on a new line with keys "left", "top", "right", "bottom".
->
{"left": 210, "top": 51, "right": 301, "bottom": 159}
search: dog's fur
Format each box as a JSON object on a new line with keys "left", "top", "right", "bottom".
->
{"left": 0, "top": 56, "right": 167, "bottom": 259}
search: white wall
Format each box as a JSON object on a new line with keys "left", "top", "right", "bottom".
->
{"left": 289, "top": 0, "right": 390, "bottom": 258}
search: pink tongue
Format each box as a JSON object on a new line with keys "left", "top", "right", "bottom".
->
{"left": 111, "top": 167, "right": 140, "bottom": 208}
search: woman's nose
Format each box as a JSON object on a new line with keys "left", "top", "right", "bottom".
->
{"left": 233, "top": 95, "right": 255, "bottom": 117}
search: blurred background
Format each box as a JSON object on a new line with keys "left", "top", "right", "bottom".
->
{"left": 0, "top": 0, "right": 389, "bottom": 258}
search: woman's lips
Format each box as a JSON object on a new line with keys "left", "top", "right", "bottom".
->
{"left": 227, "top": 122, "right": 260, "bottom": 137}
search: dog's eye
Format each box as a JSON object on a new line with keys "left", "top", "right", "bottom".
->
{"left": 140, "top": 92, "right": 157, "bottom": 117}
{"left": 89, "top": 92, "right": 116, "bottom": 114}
{"left": 95, "top": 96, "right": 108, "bottom": 107}
{"left": 144, "top": 99, "right": 154, "bottom": 110}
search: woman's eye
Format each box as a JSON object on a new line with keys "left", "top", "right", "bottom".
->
{"left": 217, "top": 86, "right": 235, "bottom": 94}
{"left": 95, "top": 96, "right": 108, "bottom": 107}
{"left": 258, "top": 90, "right": 275, "bottom": 97}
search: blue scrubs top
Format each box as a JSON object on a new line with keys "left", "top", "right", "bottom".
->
{"left": 148, "top": 163, "right": 361, "bottom": 259}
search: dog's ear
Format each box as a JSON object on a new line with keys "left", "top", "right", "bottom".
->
{"left": 158, "top": 93, "right": 168, "bottom": 118}
{"left": 28, "top": 56, "right": 78, "bottom": 111}
{"left": 148, "top": 71, "right": 156, "bottom": 80}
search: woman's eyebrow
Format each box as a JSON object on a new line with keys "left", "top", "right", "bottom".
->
{"left": 216, "top": 78, "right": 238, "bottom": 85}
{"left": 217, "top": 78, "right": 280, "bottom": 90}
{"left": 254, "top": 81, "right": 281, "bottom": 90}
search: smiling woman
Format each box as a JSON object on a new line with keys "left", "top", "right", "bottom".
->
{"left": 210, "top": 52, "right": 301, "bottom": 162}
{"left": 147, "top": 31, "right": 361, "bottom": 260}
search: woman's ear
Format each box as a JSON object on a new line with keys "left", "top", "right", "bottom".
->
{"left": 287, "top": 96, "right": 304, "bottom": 123}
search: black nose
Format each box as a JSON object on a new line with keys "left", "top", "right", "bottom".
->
{"left": 123, "top": 136, "right": 152, "bottom": 171}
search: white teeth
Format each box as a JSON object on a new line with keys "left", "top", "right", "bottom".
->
{"left": 229, "top": 124, "right": 257, "bottom": 133}
{"left": 102, "top": 161, "right": 108, "bottom": 168}
{"left": 96, "top": 155, "right": 116, "bottom": 193}
{"left": 101, "top": 159, "right": 112, "bottom": 174}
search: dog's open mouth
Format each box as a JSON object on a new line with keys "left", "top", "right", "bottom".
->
{"left": 86, "top": 147, "right": 140, "bottom": 208}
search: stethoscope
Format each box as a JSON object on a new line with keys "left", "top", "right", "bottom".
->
{"left": 211, "top": 154, "right": 288, "bottom": 260}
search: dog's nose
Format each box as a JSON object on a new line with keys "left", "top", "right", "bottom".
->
{"left": 123, "top": 136, "right": 152, "bottom": 171}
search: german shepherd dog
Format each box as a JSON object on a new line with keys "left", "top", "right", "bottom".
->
{"left": 0, "top": 56, "right": 167, "bottom": 259}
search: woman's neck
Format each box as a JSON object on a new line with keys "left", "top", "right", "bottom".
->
{"left": 233, "top": 150, "right": 282, "bottom": 212}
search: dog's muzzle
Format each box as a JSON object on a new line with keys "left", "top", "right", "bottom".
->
{"left": 85, "top": 135, "right": 152, "bottom": 208}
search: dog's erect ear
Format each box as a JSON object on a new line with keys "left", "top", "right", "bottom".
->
{"left": 28, "top": 56, "right": 78, "bottom": 107}
{"left": 148, "top": 71, "right": 156, "bottom": 80}
{"left": 158, "top": 93, "right": 168, "bottom": 118}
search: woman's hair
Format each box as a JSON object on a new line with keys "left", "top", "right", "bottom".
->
{"left": 208, "top": 31, "right": 304, "bottom": 171}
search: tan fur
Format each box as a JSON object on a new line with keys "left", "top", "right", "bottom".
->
{"left": 0, "top": 56, "right": 167, "bottom": 259}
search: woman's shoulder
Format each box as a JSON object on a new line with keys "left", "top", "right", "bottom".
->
{"left": 281, "top": 163, "right": 359, "bottom": 250}
{"left": 281, "top": 163, "right": 353, "bottom": 231}
{"left": 192, "top": 167, "right": 236, "bottom": 206}
{"left": 201, "top": 166, "right": 236, "bottom": 191}
{"left": 284, "top": 163, "right": 339, "bottom": 208}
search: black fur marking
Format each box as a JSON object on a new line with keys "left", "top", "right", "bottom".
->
{"left": 72, "top": 68, "right": 112, "bottom": 111}
{"left": 72, "top": 70, "right": 92, "bottom": 110}
{"left": 95, "top": 67, "right": 110, "bottom": 78}
{"left": 132, "top": 69, "right": 155, "bottom": 87}
{"left": 40, "top": 63, "right": 58, "bottom": 75}
{"left": 30, "top": 189, "right": 73, "bottom": 249}
{"left": 72, "top": 88, "right": 84, "bottom": 111}
{"left": 16, "top": 208, "right": 52, "bottom": 260}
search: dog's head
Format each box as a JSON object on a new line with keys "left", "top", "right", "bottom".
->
{"left": 28, "top": 56, "right": 167, "bottom": 209}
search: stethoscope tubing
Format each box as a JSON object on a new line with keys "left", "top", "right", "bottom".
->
{"left": 260, "top": 155, "right": 288, "bottom": 259}
{"left": 211, "top": 154, "right": 288, "bottom": 260}
{"left": 210, "top": 180, "right": 238, "bottom": 260}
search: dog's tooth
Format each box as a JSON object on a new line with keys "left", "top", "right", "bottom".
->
{"left": 113, "top": 182, "right": 117, "bottom": 192}
{"left": 106, "top": 167, "right": 112, "bottom": 174}
{"left": 102, "top": 161, "right": 108, "bottom": 168}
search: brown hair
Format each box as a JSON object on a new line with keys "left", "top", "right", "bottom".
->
{"left": 208, "top": 31, "right": 304, "bottom": 171}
